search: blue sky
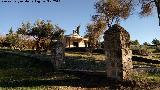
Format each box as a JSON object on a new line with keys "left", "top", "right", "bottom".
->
{"left": 0, "top": 0, "right": 160, "bottom": 44}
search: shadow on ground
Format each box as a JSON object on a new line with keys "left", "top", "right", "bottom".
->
{"left": 0, "top": 75, "right": 137, "bottom": 90}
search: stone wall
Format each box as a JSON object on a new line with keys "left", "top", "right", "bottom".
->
{"left": 104, "top": 24, "right": 133, "bottom": 80}
{"left": 51, "top": 41, "right": 65, "bottom": 70}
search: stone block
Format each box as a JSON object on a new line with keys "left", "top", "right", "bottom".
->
{"left": 104, "top": 24, "right": 133, "bottom": 80}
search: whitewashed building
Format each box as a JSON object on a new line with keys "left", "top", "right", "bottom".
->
{"left": 64, "top": 29, "right": 88, "bottom": 48}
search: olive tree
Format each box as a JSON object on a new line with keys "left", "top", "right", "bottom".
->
{"left": 94, "top": 0, "right": 160, "bottom": 26}
{"left": 17, "top": 20, "right": 64, "bottom": 52}
{"left": 85, "top": 19, "right": 106, "bottom": 53}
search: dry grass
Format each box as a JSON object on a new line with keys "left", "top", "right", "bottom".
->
{"left": 65, "top": 52, "right": 105, "bottom": 61}
{"left": 0, "top": 86, "right": 109, "bottom": 90}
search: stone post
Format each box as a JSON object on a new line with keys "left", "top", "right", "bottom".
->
{"left": 51, "top": 41, "right": 65, "bottom": 70}
{"left": 104, "top": 24, "right": 133, "bottom": 80}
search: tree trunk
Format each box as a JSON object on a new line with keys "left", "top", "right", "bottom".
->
{"left": 35, "top": 39, "right": 40, "bottom": 53}
{"left": 155, "top": 0, "right": 160, "bottom": 26}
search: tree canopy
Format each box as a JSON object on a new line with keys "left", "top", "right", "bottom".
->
{"left": 143, "top": 42, "right": 150, "bottom": 45}
{"left": 85, "top": 19, "right": 106, "bottom": 49}
{"left": 94, "top": 0, "right": 160, "bottom": 26}
{"left": 131, "top": 40, "right": 140, "bottom": 45}
{"left": 152, "top": 38, "right": 160, "bottom": 45}
{"left": 17, "top": 20, "right": 64, "bottom": 52}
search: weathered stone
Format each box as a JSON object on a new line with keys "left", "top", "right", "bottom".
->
{"left": 104, "top": 24, "right": 133, "bottom": 80}
{"left": 51, "top": 41, "right": 65, "bottom": 70}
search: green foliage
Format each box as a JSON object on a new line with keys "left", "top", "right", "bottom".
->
{"left": 3, "top": 28, "right": 19, "bottom": 48}
{"left": 16, "top": 22, "right": 30, "bottom": 35}
{"left": 28, "top": 20, "right": 53, "bottom": 38}
{"left": 94, "top": 0, "right": 133, "bottom": 26}
{"left": 17, "top": 20, "right": 64, "bottom": 52}
{"left": 143, "top": 42, "right": 150, "bottom": 45}
{"left": 131, "top": 40, "right": 140, "bottom": 45}
{"left": 51, "top": 25, "right": 64, "bottom": 40}
{"left": 94, "top": 0, "right": 160, "bottom": 26}
{"left": 8, "top": 27, "right": 13, "bottom": 34}
{"left": 85, "top": 19, "right": 106, "bottom": 51}
{"left": 152, "top": 38, "right": 160, "bottom": 45}
{"left": 5, "top": 34, "right": 18, "bottom": 47}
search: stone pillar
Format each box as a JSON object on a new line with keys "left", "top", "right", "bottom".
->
{"left": 104, "top": 24, "right": 133, "bottom": 80}
{"left": 52, "top": 41, "right": 65, "bottom": 70}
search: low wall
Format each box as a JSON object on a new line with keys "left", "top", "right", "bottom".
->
{"left": 132, "top": 56, "right": 160, "bottom": 64}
